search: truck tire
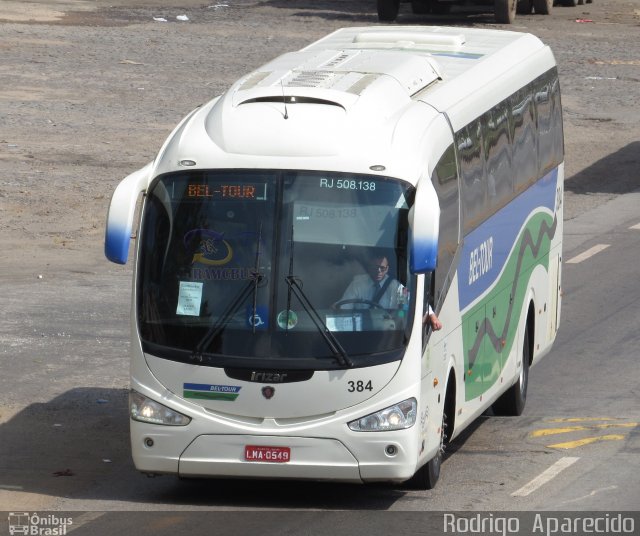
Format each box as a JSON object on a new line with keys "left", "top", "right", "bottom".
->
{"left": 377, "top": 0, "right": 400, "bottom": 21}
{"left": 495, "top": 0, "right": 517, "bottom": 23}
{"left": 533, "top": 0, "right": 553, "bottom": 14}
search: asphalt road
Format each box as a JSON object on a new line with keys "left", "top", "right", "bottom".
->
{"left": 1, "top": 0, "right": 639, "bottom": 532}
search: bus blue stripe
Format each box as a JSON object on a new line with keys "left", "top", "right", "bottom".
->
{"left": 458, "top": 168, "right": 558, "bottom": 311}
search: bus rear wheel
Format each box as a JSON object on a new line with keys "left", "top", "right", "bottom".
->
{"left": 377, "top": 0, "right": 400, "bottom": 21}
{"left": 495, "top": 0, "right": 517, "bottom": 23}
{"left": 492, "top": 328, "right": 530, "bottom": 416}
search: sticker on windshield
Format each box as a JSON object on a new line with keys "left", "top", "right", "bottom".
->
{"left": 176, "top": 281, "right": 203, "bottom": 316}
{"left": 326, "top": 314, "right": 362, "bottom": 332}
{"left": 277, "top": 309, "right": 298, "bottom": 330}
{"left": 246, "top": 305, "right": 268, "bottom": 330}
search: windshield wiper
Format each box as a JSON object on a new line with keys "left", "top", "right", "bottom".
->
{"left": 284, "top": 276, "right": 353, "bottom": 368}
{"left": 250, "top": 222, "right": 263, "bottom": 335}
{"left": 191, "top": 276, "right": 261, "bottom": 362}
{"left": 191, "top": 230, "right": 264, "bottom": 361}
{"left": 284, "top": 226, "right": 352, "bottom": 368}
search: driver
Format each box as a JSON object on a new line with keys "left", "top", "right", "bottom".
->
{"left": 339, "top": 253, "right": 398, "bottom": 309}
{"left": 338, "top": 252, "right": 442, "bottom": 331}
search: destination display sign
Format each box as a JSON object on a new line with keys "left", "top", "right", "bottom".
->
{"left": 186, "top": 182, "right": 268, "bottom": 201}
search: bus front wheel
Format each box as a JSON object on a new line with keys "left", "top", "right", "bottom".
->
{"left": 405, "top": 383, "right": 454, "bottom": 490}
{"left": 405, "top": 414, "right": 445, "bottom": 489}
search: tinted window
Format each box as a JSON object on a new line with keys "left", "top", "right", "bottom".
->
{"left": 431, "top": 144, "right": 459, "bottom": 304}
{"left": 137, "top": 170, "right": 416, "bottom": 368}
{"left": 457, "top": 119, "right": 485, "bottom": 234}
{"left": 510, "top": 85, "right": 538, "bottom": 192}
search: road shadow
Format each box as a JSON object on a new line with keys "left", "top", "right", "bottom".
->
{"left": 0, "top": 388, "right": 407, "bottom": 508}
{"left": 565, "top": 141, "right": 640, "bottom": 195}
{"left": 0, "top": 387, "right": 493, "bottom": 508}
{"left": 0, "top": 388, "right": 131, "bottom": 504}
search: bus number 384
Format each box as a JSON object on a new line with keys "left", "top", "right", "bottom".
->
{"left": 348, "top": 380, "right": 373, "bottom": 393}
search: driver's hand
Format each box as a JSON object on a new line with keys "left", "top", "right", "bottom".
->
{"left": 423, "top": 312, "right": 442, "bottom": 331}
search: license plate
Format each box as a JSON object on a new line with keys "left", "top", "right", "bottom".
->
{"left": 244, "top": 445, "right": 291, "bottom": 463}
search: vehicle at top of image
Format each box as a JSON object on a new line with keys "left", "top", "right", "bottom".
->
{"left": 105, "top": 25, "right": 564, "bottom": 489}
{"left": 376, "top": 0, "right": 590, "bottom": 24}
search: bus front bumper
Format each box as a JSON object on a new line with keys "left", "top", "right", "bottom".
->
{"left": 178, "top": 435, "right": 360, "bottom": 481}
{"left": 132, "top": 432, "right": 418, "bottom": 483}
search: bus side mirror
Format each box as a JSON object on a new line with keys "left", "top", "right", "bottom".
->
{"left": 105, "top": 164, "right": 151, "bottom": 264}
{"left": 409, "top": 180, "right": 440, "bottom": 273}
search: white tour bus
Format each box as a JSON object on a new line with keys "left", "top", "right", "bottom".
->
{"left": 105, "top": 26, "right": 563, "bottom": 489}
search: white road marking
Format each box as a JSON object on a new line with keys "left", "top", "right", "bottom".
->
{"left": 566, "top": 244, "right": 610, "bottom": 264}
{"left": 67, "top": 513, "right": 106, "bottom": 533}
{"left": 511, "top": 456, "right": 580, "bottom": 497}
{"left": 630, "top": 223, "right": 640, "bottom": 230}
{"left": 559, "top": 485, "right": 618, "bottom": 505}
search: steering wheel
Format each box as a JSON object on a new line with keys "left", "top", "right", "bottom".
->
{"left": 332, "top": 299, "right": 387, "bottom": 311}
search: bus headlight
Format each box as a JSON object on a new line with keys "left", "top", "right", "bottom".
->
{"left": 348, "top": 398, "right": 417, "bottom": 432}
{"left": 130, "top": 391, "right": 191, "bottom": 426}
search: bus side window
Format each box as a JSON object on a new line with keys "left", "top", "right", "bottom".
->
{"left": 534, "top": 71, "right": 554, "bottom": 177}
{"left": 510, "top": 84, "right": 538, "bottom": 193}
{"left": 456, "top": 119, "right": 486, "bottom": 235}
{"left": 550, "top": 71, "right": 565, "bottom": 168}
{"left": 431, "top": 143, "right": 459, "bottom": 307}
{"left": 483, "top": 100, "right": 513, "bottom": 206}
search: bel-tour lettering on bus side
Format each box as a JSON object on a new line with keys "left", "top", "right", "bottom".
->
{"left": 319, "top": 178, "right": 376, "bottom": 191}
{"left": 469, "top": 236, "right": 493, "bottom": 285}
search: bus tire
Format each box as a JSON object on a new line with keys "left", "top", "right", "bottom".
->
{"left": 405, "top": 379, "right": 454, "bottom": 490}
{"left": 405, "top": 416, "right": 444, "bottom": 490}
{"left": 377, "top": 0, "right": 400, "bottom": 21}
{"left": 492, "top": 327, "right": 530, "bottom": 416}
{"left": 495, "top": 0, "right": 517, "bottom": 23}
{"left": 532, "top": 0, "right": 553, "bottom": 14}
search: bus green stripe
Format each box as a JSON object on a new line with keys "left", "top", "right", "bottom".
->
{"left": 183, "top": 390, "right": 239, "bottom": 401}
{"left": 461, "top": 211, "right": 556, "bottom": 401}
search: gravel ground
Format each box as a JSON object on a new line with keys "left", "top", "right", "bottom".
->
{"left": 0, "top": 0, "right": 638, "bottom": 513}
{"left": 1, "top": 0, "right": 639, "bottom": 282}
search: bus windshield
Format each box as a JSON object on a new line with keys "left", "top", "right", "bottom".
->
{"left": 137, "top": 170, "right": 416, "bottom": 369}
